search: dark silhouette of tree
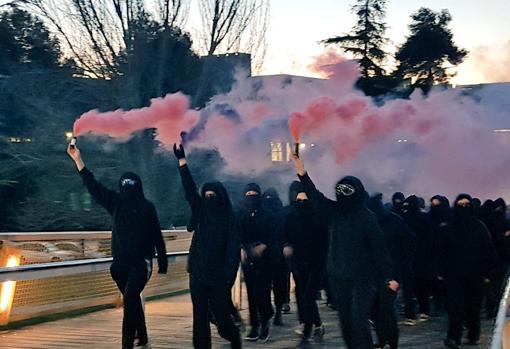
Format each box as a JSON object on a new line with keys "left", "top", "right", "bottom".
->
{"left": 0, "top": 7, "right": 62, "bottom": 74}
{"left": 323, "top": 0, "right": 388, "bottom": 78}
{"left": 394, "top": 7, "right": 467, "bottom": 94}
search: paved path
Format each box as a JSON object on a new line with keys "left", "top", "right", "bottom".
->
{"left": 0, "top": 293, "right": 494, "bottom": 348}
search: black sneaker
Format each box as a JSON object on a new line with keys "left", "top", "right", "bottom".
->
{"left": 465, "top": 339, "right": 480, "bottom": 346}
{"left": 313, "top": 324, "right": 325, "bottom": 342}
{"left": 259, "top": 321, "right": 270, "bottom": 343}
{"left": 296, "top": 338, "right": 311, "bottom": 349}
{"left": 444, "top": 338, "right": 462, "bottom": 349}
{"left": 245, "top": 327, "right": 259, "bottom": 341}
{"left": 282, "top": 303, "right": 291, "bottom": 314}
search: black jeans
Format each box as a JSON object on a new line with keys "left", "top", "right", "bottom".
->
{"left": 243, "top": 261, "right": 274, "bottom": 328}
{"left": 415, "top": 274, "right": 432, "bottom": 316}
{"left": 110, "top": 259, "right": 152, "bottom": 349}
{"left": 294, "top": 265, "right": 323, "bottom": 336}
{"left": 445, "top": 276, "right": 484, "bottom": 344}
{"left": 373, "top": 285, "right": 399, "bottom": 348}
{"left": 331, "top": 276, "right": 376, "bottom": 349}
{"left": 272, "top": 254, "right": 290, "bottom": 308}
{"left": 190, "top": 275, "right": 241, "bottom": 349}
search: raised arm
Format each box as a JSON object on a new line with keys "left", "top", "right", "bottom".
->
{"left": 290, "top": 153, "right": 335, "bottom": 217}
{"left": 174, "top": 143, "right": 201, "bottom": 210}
{"left": 67, "top": 142, "right": 117, "bottom": 215}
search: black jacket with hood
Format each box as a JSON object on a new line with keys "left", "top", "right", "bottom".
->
{"left": 79, "top": 168, "right": 167, "bottom": 272}
{"left": 298, "top": 172, "right": 394, "bottom": 285}
{"left": 284, "top": 181, "right": 328, "bottom": 270}
{"left": 178, "top": 164, "right": 240, "bottom": 285}
{"left": 440, "top": 194, "right": 497, "bottom": 279}
{"left": 368, "top": 193, "right": 416, "bottom": 281}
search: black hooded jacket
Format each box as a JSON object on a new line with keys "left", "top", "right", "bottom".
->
{"left": 178, "top": 165, "right": 240, "bottom": 285}
{"left": 368, "top": 194, "right": 416, "bottom": 280}
{"left": 262, "top": 188, "right": 286, "bottom": 257}
{"left": 298, "top": 173, "right": 394, "bottom": 284}
{"left": 238, "top": 183, "right": 277, "bottom": 261}
{"left": 79, "top": 168, "right": 167, "bottom": 272}
{"left": 440, "top": 194, "right": 497, "bottom": 279}
{"left": 402, "top": 195, "right": 434, "bottom": 276}
{"left": 284, "top": 181, "right": 328, "bottom": 270}
{"left": 485, "top": 198, "right": 510, "bottom": 266}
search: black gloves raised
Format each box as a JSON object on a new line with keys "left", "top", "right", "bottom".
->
{"left": 173, "top": 143, "right": 185, "bottom": 160}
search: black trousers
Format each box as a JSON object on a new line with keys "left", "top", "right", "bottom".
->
{"left": 272, "top": 254, "right": 290, "bottom": 308}
{"left": 399, "top": 269, "right": 416, "bottom": 319}
{"left": 373, "top": 286, "right": 399, "bottom": 348}
{"left": 415, "top": 274, "right": 432, "bottom": 316}
{"left": 445, "top": 276, "right": 484, "bottom": 344}
{"left": 110, "top": 259, "right": 151, "bottom": 349}
{"left": 190, "top": 275, "right": 241, "bottom": 349}
{"left": 294, "top": 265, "right": 323, "bottom": 336}
{"left": 331, "top": 277, "right": 376, "bottom": 349}
{"left": 243, "top": 262, "right": 274, "bottom": 328}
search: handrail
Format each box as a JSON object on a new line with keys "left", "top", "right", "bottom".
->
{"left": 0, "top": 229, "right": 188, "bottom": 241}
{"left": 0, "top": 251, "right": 189, "bottom": 282}
{"left": 490, "top": 270, "right": 510, "bottom": 349}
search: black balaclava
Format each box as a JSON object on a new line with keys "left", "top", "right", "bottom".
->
{"left": 368, "top": 193, "right": 388, "bottom": 219}
{"left": 429, "top": 195, "right": 451, "bottom": 224}
{"left": 119, "top": 172, "right": 145, "bottom": 202}
{"left": 262, "top": 188, "right": 283, "bottom": 211}
{"left": 243, "top": 183, "right": 261, "bottom": 210}
{"left": 392, "top": 192, "right": 405, "bottom": 212}
{"left": 335, "top": 176, "right": 366, "bottom": 212}
{"left": 493, "top": 198, "right": 507, "bottom": 219}
{"left": 453, "top": 193, "right": 475, "bottom": 223}
{"left": 201, "top": 181, "right": 231, "bottom": 216}
{"left": 288, "top": 181, "right": 309, "bottom": 209}
{"left": 402, "top": 195, "right": 421, "bottom": 215}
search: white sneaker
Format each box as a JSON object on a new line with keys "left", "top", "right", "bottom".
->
{"left": 419, "top": 313, "right": 430, "bottom": 322}
{"left": 294, "top": 324, "right": 305, "bottom": 336}
{"left": 399, "top": 318, "right": 417, "bottom": 326}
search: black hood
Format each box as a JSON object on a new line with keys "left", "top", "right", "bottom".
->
{"left": 429, "top": 195, "right": 451, "bottom": 224}
{"left": 289, "top": 181, "right": 305, "bottom": 203}
{"left": 262, "top": 188, "right": 283, "bottom": 210}
{"left": 402, "top": 195, "right": 421, "bottom": 215}
{"left": 494, "top": 198, "right": 507, "bottom": 216}
{"left": 244, "top": 183, "right": 261, "bottom": 195}
{"left": 119, "top": 172, "right": 144, "bottom": 201}
{"left": 453, "top": 193, "right": 475, "bottom": 222}
{"left": 368, "top": 193, "right": 389, "bottom": 218}
{"left": 242, "top": 182, "right": 261, "bottom": 210}
{"left": 201, "top": 181, "right": 232, "bottom": 212}
{"left": 392, "top": 192, "right": 405, "bottom": 205}
{"left": 335, "top": 176, "right": 366, "bottom": 211}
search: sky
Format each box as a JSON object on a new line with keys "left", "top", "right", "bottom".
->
{"left": 186, "top": 0, "right": 510, "bottom": 85}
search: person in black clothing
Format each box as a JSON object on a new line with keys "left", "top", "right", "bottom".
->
{"left": 173, "top": 143, "right": 242, "bottom": 349}
{"left": 290, "top": 153, "right": 398, "bottom": 349}
{"left": 368, "top": 193, "right": 416, "bottom": 349}
{"left": 390, "top": 192, "right": 406, "bottom": 216}
{"left": 485, "top": 198, "right": 510, "bottom": 318}
{"left": 261, "top": 188, "right": 289, "bottom": 326}
{"left": 239, "top": 183, "right": 275, "bottom": 342}
{"left": 67, "top": 143, "right": 168, "bottom": 349}
{"left": 428, "top": 195, "right": 452, "bottom": 316}
{"left": 283, "top": 181, "right": 328, "bottom": 347}
{"left": 441, "top": 194, "right": 497, "bottom": 349}
{"left": 402, "top": 195, "right": 434, "bottom": 323}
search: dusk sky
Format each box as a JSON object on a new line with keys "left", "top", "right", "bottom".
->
{"left": 187, "top": 0, "right": 510, "bottom": 84}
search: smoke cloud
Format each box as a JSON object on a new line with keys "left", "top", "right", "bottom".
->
{"left": 74, "top": 50, "right": 510, "bottom": 202}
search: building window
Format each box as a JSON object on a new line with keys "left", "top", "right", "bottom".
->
{"left": 270, "top": 142, "right": 283, "bottom": 162}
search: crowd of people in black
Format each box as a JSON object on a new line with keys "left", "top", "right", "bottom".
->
{"left": 67, "top": 140, "right": 510, "bottom": 349}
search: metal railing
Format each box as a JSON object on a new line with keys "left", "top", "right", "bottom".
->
{"left": 0, "top": 230, "right": 243, "bottom": 327}
{"left": 490, "top": 271, "right": 510, "bottom": 349}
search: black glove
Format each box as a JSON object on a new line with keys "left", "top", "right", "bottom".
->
{"left": 173, "top": 143, "right": 185, "bottom": 159}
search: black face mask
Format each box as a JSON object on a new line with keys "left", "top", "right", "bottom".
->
{"left": 204, "top": 195, "right": 222, "bottom": 210}
{"left": 245, "top": 195, "right": 261, "bottom": 210}
{"left": 294, "top": 199, "right": 309, "bottom": 209}
{"left": 455, "top": 205, "right": 473, "bottom": 220}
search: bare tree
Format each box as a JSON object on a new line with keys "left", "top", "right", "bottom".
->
{"left": 198, "top": 0, "right": 269, "bottom": 73}
{"left": 18, "top": 0, "right": 190, "bottom": 78}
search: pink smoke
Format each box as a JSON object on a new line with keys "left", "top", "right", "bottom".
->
{"left": 73, "top": 93, "right": 199, "bottom": 146}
